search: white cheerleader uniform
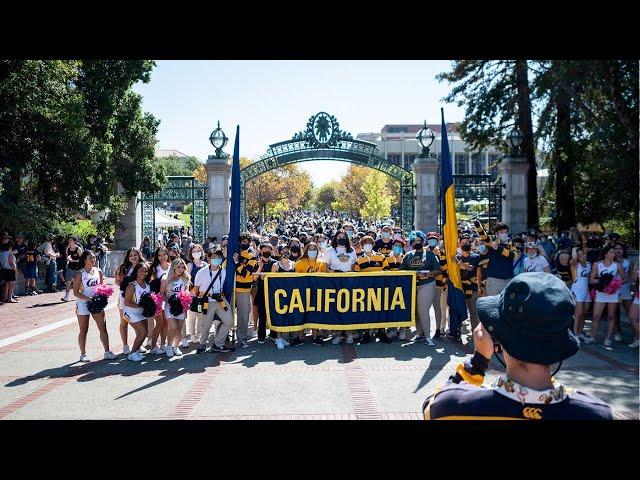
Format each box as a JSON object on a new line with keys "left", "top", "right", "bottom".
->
{"left": 633, "top": 291, "right": 639, "bottom": 306}
{"left": 123, "top": 281, "right": 151, "bottom": 323}
{"left": 619, "top": 259, "right": 632, "bottom": 301}
{"left": 154, "top": 264, "right": 169, "bottom": 309}
{"left": 570, "top": 261, "right": 592, "bottom": 303}
{"left": 76, "top": 268, "right": 101, "bottom": 316}
{"left": 117, "top": 266, "right": 134, "bottom": 309}
{"left": 164, "top": 277, "right": 187, "bottom": 320}
{"left": 595, "top": 261, "right": 621, "bottom": 304}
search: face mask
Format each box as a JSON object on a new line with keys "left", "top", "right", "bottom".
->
{"left": 527, "top": 252, "right": 537, "bottom": 258}
{"left": 336, "top": 246, "right": 347, "bottom": 255}
{"left": 392, "top": 246, "right": 403, "bottom": 256}
{"left": 461, "top": 244, "right": 471, "bottom": 252}
{"left": 477, "top": 244, "right": 487, "bottom": 253}
{"left": 192, "top": 251, "right": 202, "bottom": 259}
{"left": 282, "top": 252, "right": 290, "bottom": 259}
{"left": 241, "top": 243, "right": 249, "bottom": 250}
{"left": 363, "top": 244, "right": 373, "bottom": 253}
{"left": 498, "top": 233, "right": 509, "bottom": 242}
{"left": 337, "top": 238, "right": 347, "bottom": 246}
{"left": 308, "top": 250, "right": 318, "bottom": 259}
{"left": 394, "top": 233, "right": 402, "bottom": 240}
{"left": 346, "top": 231, "right": 354, "bottom": 238}
{"left": 319, "top": 241, "right": 327, "bottom": 249}
{"left": 271, "top": 240, "right": 278, "bottom": 247}
{"left": 211, "top": 258, "right": 223, "bottom": 266}
{"left": 413, "top": 243, "right": 423, "bottom": 250}
{"left": 290, "top": 246, "right": 300, "bottom": 253}
{"left": 427, "top": 239, "right": 437, "bottom": 248}
{"left": 381, "top": 232, "right": 390, "bottom": 240}
{"left": 262, "top": 251, "right": 272, "bottom": 258}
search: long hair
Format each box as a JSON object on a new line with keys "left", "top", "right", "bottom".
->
{"left": 599, "top": 245, "right": 615, "bottom": 262}
{"left": 147, "top": 247, "right": 169, "bottom": 281}
{"left": 187, "top": 243, "right": 205, "bottom": 263}
{"left": 300, "top": 242, "right": 319, "bottom": 261}
{"left": 118, "top": 247, "right": 145, "bottom": 277}
{"left": 331, "top": 229, "right": 352, "bottom": 253}
{"left": 130, "top": 261, "right": 150, "bottom": 285}
{"left": 79, "top": 250, "right": 97, "bottom": 270}
{"left": 166, "top": 257, "right": 191, "bottom": 293}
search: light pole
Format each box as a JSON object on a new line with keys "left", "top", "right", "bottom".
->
{"left": 209, "top": 121, "right": 229, "bottom": 159}
{"left": 416, "top": 120, "right": 435, "bottom": 157}
{"left": 507, "top": 126, "right": 524, "bottom": 157}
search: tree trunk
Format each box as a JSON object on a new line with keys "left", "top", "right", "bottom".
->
{"left": 554, "top": 80, "right": 576, "bottom": 233}
{"left": 515, "top": 60, "right": 539, "bottom": 229}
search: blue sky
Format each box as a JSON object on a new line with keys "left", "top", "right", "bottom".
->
{"left": 133, "top": 60, "right": 465, "bottom": 185}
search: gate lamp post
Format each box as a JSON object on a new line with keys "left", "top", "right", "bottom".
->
{"left": 507, "top": 126, "right": 524, "bottom": 157}
{"left": 416, "top": 121, "right": 435, "bottom": 157}
{"left": 209, "top": 121, "right": 228, "bottom": 158}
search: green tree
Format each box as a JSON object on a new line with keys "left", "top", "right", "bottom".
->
{"left": 314, "top": 181, "right": 340, "bottom": 211}
{"left": 153, "top": 155, "right": 203, "bottom": 177}
{"left": 359, "top": 170, "right": 392, "bottom": 221}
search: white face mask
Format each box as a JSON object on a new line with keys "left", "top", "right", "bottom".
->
{"left": 381, "top": 232, "right": 390, "bottom": 240}
{"left": 499, "top": 233, "right": 509, "bottom": 242}
{"left": 318, "top": 241, "right": 327, "bottom": 249}
{"left": 192, "top": 251, "right": 202, "bottom": 259}
{"left": 336, "top": 246, "right": 347, "bottom": 255}
{"left": 363, "top": 244, "right": 373, "bottom": 253}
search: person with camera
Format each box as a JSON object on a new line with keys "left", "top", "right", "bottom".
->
{"left": 73, "top": 251, "right": 116, "bottom": 363}
{"left": 473, "top": 220, "right": 519, "bottom": 296}
{"left": 193, "top": 248, "right": 232, "bottom": 354}
{"left": 422, "top": 272, "right": 612, "bottom": 420}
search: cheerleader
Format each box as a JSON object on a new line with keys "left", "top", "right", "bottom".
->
{"left": 160, "top": 258, "right": 191, "bottom": 357}
{"left": 613, "top": 242, "right": 634, "bottom": 341}
{"left": 73, "top": 251, "right": 116, "bottom": 362}
{"left": 586, "top": 246, "right": 627, "bottom": 346}
{"left": 146, "top": 247, "right": 170, "bottom": 353}
{"left": 627, "top": 265, "right": 639, "bottom": 348}
{"left": 123, "top": 262, "right": 151, "bottom": 361}
{"left": 185, "top": 244, "right": 207, "bottom": 345}
{"left": 115, "top": 248, "right": 145, "bottom": 355}
{"left": 570, "top": 247, "right": 592, "bottom": 341}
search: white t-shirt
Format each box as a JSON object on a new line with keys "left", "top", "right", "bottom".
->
{"left": 324, "top": 246, "right": 357, "bottom": 272}
{"left": 193, "top": 266, "right": 226, "bottom": 300}
{"left": 523, "top": 255, "right": 550, "bottom": 273}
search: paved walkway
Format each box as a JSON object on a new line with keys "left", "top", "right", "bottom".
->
{"left": 0, "top": 285, "right": 638, "bottom": 420}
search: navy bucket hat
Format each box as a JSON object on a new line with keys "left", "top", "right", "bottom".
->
{"left": 476, "top": 272, "right": 579, "bottom": 365}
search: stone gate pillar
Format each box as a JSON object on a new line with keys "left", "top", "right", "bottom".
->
{"left": 206, "top": 154, "right": 231, "bottom": 241}
{"left": 114, "top": 184, "right": 141, "bottom": 251}
{"left": 413, "top": 155, "right": 439, "bottom": 232}
{"left": 498, "top": 156, "right": 528, "bottom": 233}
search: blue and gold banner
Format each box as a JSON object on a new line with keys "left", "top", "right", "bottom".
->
{"left": 264, "top": 271, "right": 416, "bottom": 332}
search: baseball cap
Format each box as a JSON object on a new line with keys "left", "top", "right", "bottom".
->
{"left": 426, "top": 231, "right": 438, "bottom": 240}
{"left": 476, "top": 272, "right": 579, "bottom": 365}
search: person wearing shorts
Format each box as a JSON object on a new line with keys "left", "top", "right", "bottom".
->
{"left": 570, "top": 247, "right": 592, "bottom": 341}
{"left": 123, "top": 262, "right": 152, "bottom": 362}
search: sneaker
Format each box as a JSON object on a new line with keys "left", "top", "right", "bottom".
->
{"left": 103, "top": 351, "right": 117, "bottom": 360}
{"left": 432, "top": 329, "right": 442, "bottom": 340}
{"left": 576, "top": 333, "right": 586, "bottom": 342}
{"left": 411, "top": 334, "right": 426, "bottom": 342}
{"left": 614, "top": 333, "right": 622, "bottom": 342}
{"left": 196, "top": 346, "right": 206, "bottom": 354}
{"left": 398, "top": 329, "right": 406, "bottom": 341}
{"left": 582, "top": 335, "right": 595, "bottom": 344}
{"left": 189, "top": 337, "right": 199, "bottom": 344}
{"left": 144, "top": 341, "right": 152, "bottom": 350}
{"left": 61, "top": 295, "right": 70, "bottom": 302}
{"left": 276, "top": 338, "right": 285, "bottom": 350}
{"left": 377, "top": 332, "right": 392, "bottom": 344}
{"left": 313, "top": 336, "right": 324, "bottom": 346}
{"left": 257, "top": 338, "right": 265, "bottom": 344}
{"left": 79, "top": 354, "right": 90, "bottom": 363}
{"left": 425, "top": 338, "right": 435, "bottom": 346}
{"left": 128, "top": 352, "right": 143, "bottom": 362}
{"left": 207, "top": 344, "right": 231, "bottom": 353}
{"left": 359, "top": 332, "right": 372, "bottom": 344}
{"left": 181, "top": 338, "right": 189, "bottom": 348}
{"left": 603, "top": 338, "right": 613, "bottom": 347}
{"left": 290, "top": 337, "right": 303, "bottom": 347}
{"left": 174, "top": 347, "right": 183, "bottom": 356}
{"left": 138, "top": 345, "right": 149, "bottom": 354}
{"left": 238, "top": 339, "right": 249, "bottom": 349}
{"left": 331, "top": 335, "right": 343, "bottom": 345}
{"left": 628, "top": 340, "right": 640, "bottom": 348}
{"left": 346, "top": 333, "right": 354, "bottom": 344}
{"left": 280, "top": 338, "right": 290, "bottom": 347}
{"left": 149, "top": 346, "right": 165, "bottom": 355}
{"left": 165, "top": 346, "right": 174, "bottom": 357}
{"left": 122, "top": 345, "right": 131, "bottom": 355}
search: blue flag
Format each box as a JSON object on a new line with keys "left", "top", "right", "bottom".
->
{"left": 224, "top": 126, "right": 240, "bottom": 303}
{"left": 440, "top": 109, "right": 467, "bottom": 339}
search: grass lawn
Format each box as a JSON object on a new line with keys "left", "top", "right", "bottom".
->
{"left": 177, "top": 213, "right": 191, "bottom": 227}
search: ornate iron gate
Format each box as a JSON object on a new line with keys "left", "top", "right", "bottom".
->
{"left": 141, "top": 176, "right": 208, "bottom": 244}
{"left": 438, "top": 174, "right": 504, "bottom": 231}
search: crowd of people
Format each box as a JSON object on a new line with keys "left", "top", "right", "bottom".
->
{"left": 1, "top": 211, "right": 638, "bottom": 363}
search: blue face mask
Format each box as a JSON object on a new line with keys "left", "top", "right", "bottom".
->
{"left": 392, "top": 246, "right": 403, "bottom": 256}
{"left": 308, "top": 250, "right": 318, "bottom": 259}
{"left": 427, "top": 239, "right": 438, "bottom": 248}
{"left": 211, "top": 258, "right": 223, "bottom": 266}
{"left": 477, "top": 244, "right": 487, "bottom": 253}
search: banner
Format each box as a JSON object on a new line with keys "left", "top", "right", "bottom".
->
{"left": 264, "top": 271, "right": 416, "bottom": 332}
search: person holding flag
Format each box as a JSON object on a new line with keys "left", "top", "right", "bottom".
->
{"left": 439, "top": 108, "right": 468, "bottom": 343}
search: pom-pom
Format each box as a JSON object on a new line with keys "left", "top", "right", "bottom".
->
{"left": 597, "top": 272, "right": 619, "bottom": 293}
{"left": 138, "top": 292, "right": 157, "bottom": 318}
{"left": 589, "top": 289, "right": 597, "bottom": 301}
{"left": 87, "top": 294, "right": 109, "bottom": 314}
{"left": 604, "top": 277, "right": 623, "bottom": 295}
{"left": 151, "top": 292, "right": 164, "bottom": 316}
{"left": 177, "top": 290, "right": 192, "bottom": 312}
{"left": 167, "top": 294, "right": 183, "bottom": 317}
{"left": 96, "top": 284, "right": 114, "bottom": 297}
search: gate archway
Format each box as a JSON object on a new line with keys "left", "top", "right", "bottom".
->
{"left": 240, "top": 112, "right": 415, "bottom": 232}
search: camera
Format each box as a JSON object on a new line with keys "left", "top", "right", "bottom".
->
{"left": 212, "top": 293, "right": 223, "bottom": 302}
